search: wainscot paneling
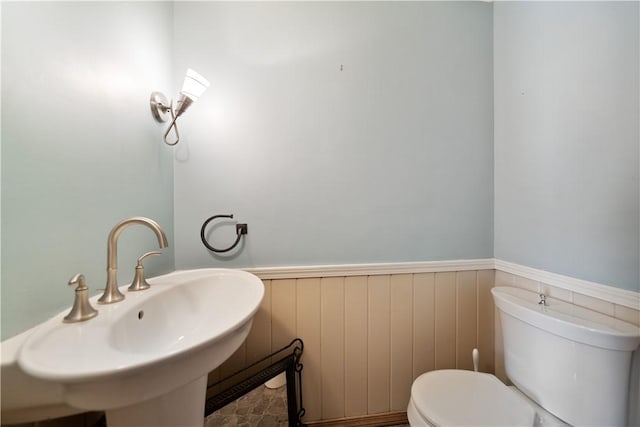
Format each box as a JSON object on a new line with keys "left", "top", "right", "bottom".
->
{"left": 210, "top": 267, "right": 496, "bottom": 423}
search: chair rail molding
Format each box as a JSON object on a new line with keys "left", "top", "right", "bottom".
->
{"left": 494, "top": 259, "right": 639, "bottom": 310}
{"left": 243, "top": 259, "right": 495, "bottom": 280}
{"left": 242, "top": 258, "right": 639, "bottom": 310}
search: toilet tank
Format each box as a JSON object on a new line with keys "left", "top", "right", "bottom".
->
{"left": 492, "top": 287, "right": 640, "bottom": 427}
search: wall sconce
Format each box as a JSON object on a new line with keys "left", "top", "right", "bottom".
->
{"left": 150, "top": 68, "right": 210, "bottom": 146}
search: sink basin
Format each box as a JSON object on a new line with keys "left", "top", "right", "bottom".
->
{"left": 1, "top": 327, "right": 84, "bottom": 424}
{"left": 13, "top": 268, "right": 264, "bottom": 426}
{"left": 108, "top": 276, "right": 236, "bottom": 355}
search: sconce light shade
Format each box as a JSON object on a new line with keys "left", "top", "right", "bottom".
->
{"left": 181, "top": 68, "right": 210, "bottom": 102}
{"left": 150, "top": 68, "right": 209, "bottom": 146}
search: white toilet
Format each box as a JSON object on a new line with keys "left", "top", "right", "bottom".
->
{"left": 407, "top": 286, "right": 640, "bottom": 427}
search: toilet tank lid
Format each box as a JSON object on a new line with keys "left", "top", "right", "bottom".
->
{"left": 411, "top": 370, "right": 535, "bottom": 427}
{"left": 492, "top": 287, "right": 640, "bottom": 351}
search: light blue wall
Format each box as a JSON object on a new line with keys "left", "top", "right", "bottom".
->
{"left": 1, "top": 2, "right": 176, "bottom": 339}
{"left": 172, "top": 2, "right": 495, "bottom": 270}
{"left": 494, "top": 2, "right": 640, "bottom": 291}
{"left": 2, "top": 2, "right": 637, "bottom": 340}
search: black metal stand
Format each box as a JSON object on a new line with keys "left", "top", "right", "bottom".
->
{"left": 204, "top": 338, "right": 305, "bottom": 426}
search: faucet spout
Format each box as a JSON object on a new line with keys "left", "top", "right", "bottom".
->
{"left": 98, "top": 217, "right": 168, "bottom": 304}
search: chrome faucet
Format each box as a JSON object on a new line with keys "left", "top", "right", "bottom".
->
{"left": 98, "top": 217, "right": 168, "bottom": 304}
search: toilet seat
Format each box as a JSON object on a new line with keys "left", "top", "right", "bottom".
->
{"left": 408, "top": 370, "right": 536, "bottom": 426}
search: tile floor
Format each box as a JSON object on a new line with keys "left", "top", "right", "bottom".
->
{"left": 205, "top": 385, "right": 289, "bottom": 427}
{"left": 204, "top": 384, "right": 410, "bottom": 427}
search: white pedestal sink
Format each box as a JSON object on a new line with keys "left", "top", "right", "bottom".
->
{"left": 15, "top": 269, "right": 264, "bottom": 427}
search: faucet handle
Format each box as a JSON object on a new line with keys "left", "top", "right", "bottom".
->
{"left": 538, "top": 293, "right": 547, "bottom": 306}
{"left": 138, "top": 251, "right": 162, "bottom": 263}
{"left": 64, "top": 274, "right": 99, "bottom": 323}
{"left": 128, "top": 251, "right": 161, "bottom": 292}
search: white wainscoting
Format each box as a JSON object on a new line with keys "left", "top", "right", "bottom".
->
{"left": 215, "top": 259, "right": 638, "bottom": 423}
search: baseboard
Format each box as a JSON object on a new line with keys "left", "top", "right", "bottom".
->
{"left": 305, "top": 411, "right": 408, "bottom": 427}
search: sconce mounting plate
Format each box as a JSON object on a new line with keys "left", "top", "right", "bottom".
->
{"left": 150, "top": 91, "right": 170, "bottom": 123}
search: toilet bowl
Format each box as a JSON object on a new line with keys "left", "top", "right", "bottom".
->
{"left": 407, "top": 286, "right": 640, "bottom": 427}
{"left": 407, "top": 369, "right": 567, "bottom": 426}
